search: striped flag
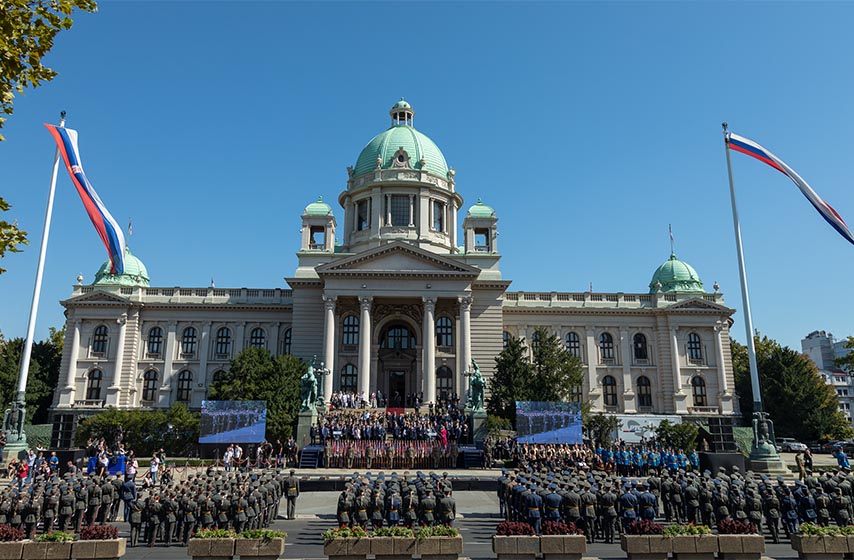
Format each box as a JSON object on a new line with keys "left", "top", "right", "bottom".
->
{"left": 45, "top": 124, "right": 126, "bottom": 274}
{"left": 726, "top": 132, "right": 854, "bottom": 245}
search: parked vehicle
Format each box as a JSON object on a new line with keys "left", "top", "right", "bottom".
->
{"left": 776, "top": 437, "right": 808, "bottom": 452}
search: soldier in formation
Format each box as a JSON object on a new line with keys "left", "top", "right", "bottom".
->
{"left": 499, "top": 462, "right": 854, "bottom": 543}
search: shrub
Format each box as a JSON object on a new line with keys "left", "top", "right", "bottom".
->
{"left": 190, "top": 528, "right": 237, "bottom": 539}
{"left": 321, "top": 526, "right": 368, "bottom": 543}
{"left": 239, "top": 529, "right": 286, "bottom": 541}
{"left": 371, "top": 527, "right": 415, "bottom": 538}
{"left": 716, "top": 519, "right": 757, "bottom": 535}
{"left": 415, "top": 526, "right": 460, "bottom": 539}
{"left": 0, "top": 526, "right": 24, "bottom": 542}
{"left": 541, "top": 521, "right": 583, "bottom": 535}
{"left": 663, "top": 523, "right": 712, "bottom": 536}
{"left": 495, "top": 521, "right": 536, "bottom": 536}
{"left": 626, "top": 520, "right": 664, "bottom": 535}
{"left": 34, "top": 531, "right": 75, "bottom": 542}
{"left": 78, "top": 525, "right": 120, "bottom": 540}
{"left": 799, "top": 522, "right": 846, "bottom": 536}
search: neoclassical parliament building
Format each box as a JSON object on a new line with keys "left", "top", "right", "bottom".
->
{"left": 49, "top": 99, "right": 737, "bottom": 445}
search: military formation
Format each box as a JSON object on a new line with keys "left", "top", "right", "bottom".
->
{"left": 335, "top": 471, "right": 456, "bottom": 529}
{"left": 499, "top": 464, "right": 854, "bottom": 543}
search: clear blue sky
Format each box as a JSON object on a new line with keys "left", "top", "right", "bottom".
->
{"left": 2, "top": 1, "right": 854, "bottom": 352}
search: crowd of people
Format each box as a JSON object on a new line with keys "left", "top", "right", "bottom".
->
{"left": 314, "top": 409, "right": 470, "bottom": 444}
{"left": 500, "top": 442, "right": 854, "bottom": 544}
{"left": 324, "top": 440, "right": 460, "bottom": 470}
{"left": 335, "top": 471, "right": 456, "bottom": 529}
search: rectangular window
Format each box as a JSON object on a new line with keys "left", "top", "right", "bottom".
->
{"left": 356, "top": 199, "right": 370, "bottom": 231}
{"left": 389, "top": 195, "right": 409, "bottom": 226}
{"left": 474, "top": 228, "right": 489, "bottom": 252}
{"left": 432, "top": 200, "right": 445, "bottom": 232}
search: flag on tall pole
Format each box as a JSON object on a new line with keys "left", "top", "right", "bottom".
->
{"left": 44, "top": 124, "right": 126, "bottom": 274}
{"left": 726, "top": 132, "right": 854, "bottom": 245}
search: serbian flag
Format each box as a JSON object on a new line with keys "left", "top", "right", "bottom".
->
{"left": 45, "top": 124, "right": 126, "bottom": 273}
{"left": 726, "top": 132, "right": 854, "bottom": 246}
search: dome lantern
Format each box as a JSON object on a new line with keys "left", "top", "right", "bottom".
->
{"left": 390, "top": 98, "right": 414, "bottom": 127}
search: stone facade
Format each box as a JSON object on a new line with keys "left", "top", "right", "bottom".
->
{"left": 48, "top": 100, "right": 737, "bottom": 445}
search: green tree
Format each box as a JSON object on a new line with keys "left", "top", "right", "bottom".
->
{"left": 1, "top": 0, "right": 98, "bottom": 140}
{"left": 834, "top": 336, "right": 854, "bottom": 373}
{"left": 0, "top": 327, "right": 64, "bottom": 423}
{"left": 733, "top": 335, "right": 852, "bottom": 442}
{"left": 208, "top": 347, "right": 302, "bottom": 440}
{"left": 583, "top": 412, "right": 621, "bottom": 446}
{"left": 0, "top": 198, "right": 28, "bottom": 274}
{"left": 487, "top": 327, "right": 584, "bottom": 428}
{"left": 654, "top": 420, "right": 698, "bottom": 452}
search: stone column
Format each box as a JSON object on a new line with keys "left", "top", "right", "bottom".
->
{"left": 106, "top": 313, "right": 128, "bottom": 406}
{"left": 408, "top": 194, "right": 415, "bottom": 227}
{"left": 459, "top": 296, "right": 472, "bottom": 371}
{"left": 423, "top": 297, "right": 436, "bottom": 404}
{"left": 585, "top": 328, "right": 600, "bottom": 409}
{"left": 672, "top": 328, "right": 689, "bottom": 413}
{"left": 358, "top": 297, "right": 372, "bottom": 398}
{"left": 714, "top": 322, "right": 734, "bottom": 414}
{"left": 161, "top": 322, "right": 177, "bottom": 406}
{"left": 323, "top": 296, "right": 337, "bottom": 404}
{"left": 199, "top": 321, "right": 211, "bottom": 389}
{"left": 61, "top": 320, "right": 81, "bottom": 406}
{"left": 620, "top": 329, "right": 636, "bottom": 413}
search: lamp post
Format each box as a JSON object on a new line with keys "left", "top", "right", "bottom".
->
{"left": 314, "top": 361, "right": 331, "bottom": 410}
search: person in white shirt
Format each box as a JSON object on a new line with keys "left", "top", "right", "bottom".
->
{"left": 223, "top": 445, "right": 234, "bottom": 472}
{"left": 149, "top": 455, "right": 160, "bottom": 486}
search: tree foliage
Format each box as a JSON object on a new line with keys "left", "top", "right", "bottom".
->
{"left": 834, "top": 336, "right": 854, "bottom": 374}
{"left": 0, "top": 0, "right": 98, "bottom": 140}
{"left": 208, "top": 347, "right": 302, "bottom": 441}
{"left": 75, "top": 402, "right": 199, "bottom": 457}
{"left": 583, "top": 412, "right": 621, "bottom": 447}
{"left": 733, "top": 335, "right": 853, "bottom": 442}
{"left": 487, "top": 327, "right": 584, "bottom": 428}
{"left": 654, "top": 419, "right": 698, "bottom": 452}
{"left": 0, "top": 326, "right": 64, "bottom": 423}
{"left": 0, "top": 198, "right": 28, "bottom": 275}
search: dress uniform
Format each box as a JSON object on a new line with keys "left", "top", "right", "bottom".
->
{"left": 286, "top": 470, "right": 299, "bottom": 520}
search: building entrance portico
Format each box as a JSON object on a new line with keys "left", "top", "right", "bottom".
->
{"left": 386, "top": 370, "right": 406, "bottom": 407}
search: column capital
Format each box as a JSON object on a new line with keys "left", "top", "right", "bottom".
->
{"left": 458, "top": 295, "right": 473, "bottom": 310}
{"left": 359, "top": 296, "right": 373, "bottom": 310}
{"left": 117, "top": 313, "right": 128, "bottom": 326}
{"left": 422, "top": 297, "right": 436, "bottom": 311}
{"left": 323, "top": 295, "right": 337, "bottom": 311}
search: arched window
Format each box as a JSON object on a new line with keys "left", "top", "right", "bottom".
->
{"left": 215, "top": 327, "right": 231, "bottom": 358}
{"left": 382, "top": 325, "right": 415, "bottom": 350}
{"left": 531, "top": 331, "right": 541, "bottom": 352}
{"left": 633, "top": 333, "right": 648, "bottom": 361}
{"left": 147, "top": 327, "right": 163, "bottom": 357}
{"left": 212, "top": 370, "right": 227, "bottom": 384}
{"left": 282, "top": 328, "right": 292, "bottom": 355}
{"left": 637, "top": 376, "right": 652, "bottom": 408}
{"left": 436, "top": 317, "right": 453, "bottom": 348}
{"left": 691, "top": 376, "right": 707, "bottom": 407}
{"left": 181, "top": 327, "right": 197, "bottom": 356}
{"left": 565, "top": 332, "right": 581, "bottom": 359}
{"left": 249, "top": 327, "right": 266, "bottom": 349}
{"left": 177, "top": 370, "right": 193, "bottom": 402}
{"left": 602, "top": 375, "right": 617, "bottom": 407}
{"left": 340, "top": 364, "right": 357, "bottom": 393}
{"left": 86, "top": 369, "right": 103, "bottom": 401}
{"left": 92, "top": 325, "right": 108, "bottom": 356}
{"left": 142, "top": 370, "right": 158, "bottom": 402}
{"left": 342, "top": 315, "right": 359, "bottom": 347}
{"left": 436, "top": 366, "right": 453, "bottom": 399}
{"left": 502, "top": 331, "right": 512, "bottom": 349}
{"left": 687, "top": 333, "right": 703, "bottom": 363}
{"left": 599, "top": 332, "right": 615, "bottom": 363}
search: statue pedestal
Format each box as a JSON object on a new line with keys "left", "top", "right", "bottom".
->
{"left": 295, "top": 409, "right": 317, "bottom": 449}
{"left": 748, "top": 441, "right": 788, "bottom": 475}
{"left": 469, "top": 408, "right": 488, "bottom": 444}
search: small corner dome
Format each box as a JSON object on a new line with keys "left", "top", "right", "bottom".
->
{"left": 467, "top": 198, "right": 495, "bottom": 219}
{"left": 649, "top": 253, "right": 704, "bottom": 294}
{"left": 304, "top": 196, "right": 333, "bottom": 216}
{"left": 93, "top": 246, "right": 150, "bottom": 287}
{"left": 352, "top": 99, "right": 449, "bottom": 179}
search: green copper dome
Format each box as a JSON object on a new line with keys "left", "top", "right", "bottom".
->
{"left": 304, "top": 196, "right": 332, "bottom": 216}
{"left": 352, "top": 100, "right": 449, "bottom": 179}
{"left": 649, "top": 253, "right": 704, "bottom": 294}
{"left": 94, "top": 246, "right": 150, "bottom": 287}
{"left": 468, "top": 198, "right": 495, "bottom": 218}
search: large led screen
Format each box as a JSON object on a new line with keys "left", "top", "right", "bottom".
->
{"left": 515, "top": 401, "right": 582, "bottom": 444}
{"left": 200, "top": 400, "right": 267, "bottom": 444}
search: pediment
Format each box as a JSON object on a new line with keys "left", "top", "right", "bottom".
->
{"left": 316, "top": 241, "right": 480, "bottom": 277}
{"left": 66, "top": 290, "right": 131, "bottom": 305}
{"left": 667, "top": 297, "right": 732, "bottom": 312}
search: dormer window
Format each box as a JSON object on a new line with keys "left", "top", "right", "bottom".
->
{"left": 391, "top": 147, "right": 411, "bottom": 168}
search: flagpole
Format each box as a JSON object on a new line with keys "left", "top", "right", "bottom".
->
{"left": 11, "top": 111, "right": 66, "bottom": 444}
{"left": 722, "top": 122, "right": 763, "bottom": 413}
